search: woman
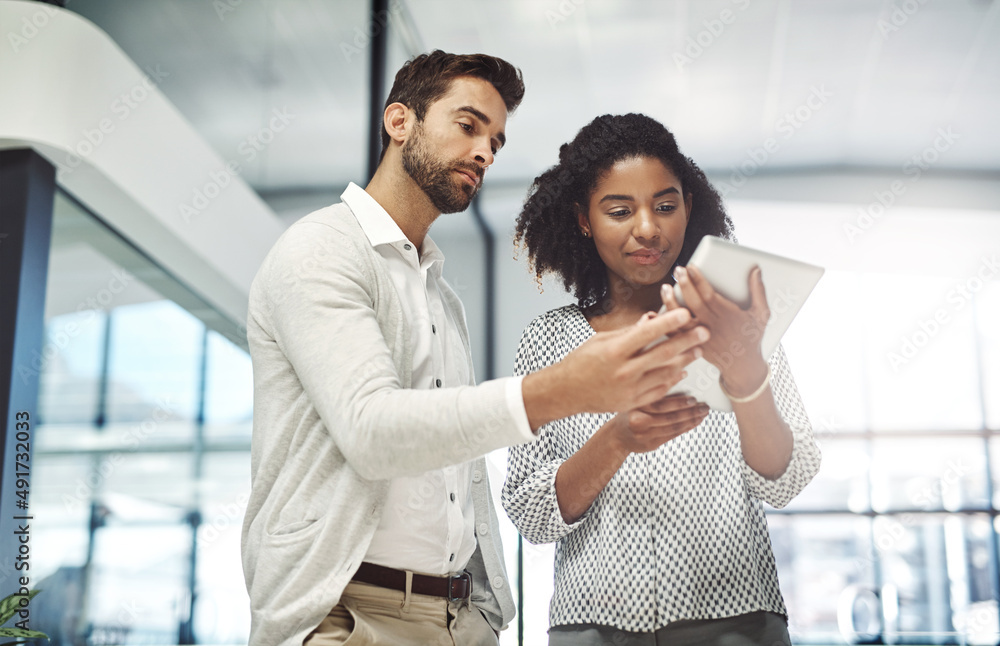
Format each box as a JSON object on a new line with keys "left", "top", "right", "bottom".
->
{"left": 502, "top": 113, "right": 821, "bottom": 646}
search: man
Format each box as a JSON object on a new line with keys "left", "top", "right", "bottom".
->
{"left": 241, "top": 50, "right": 704, "bottom": 646}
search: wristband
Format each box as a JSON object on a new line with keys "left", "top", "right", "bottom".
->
{"left": 720, "top": 365, "right": 772, "bottom": 404}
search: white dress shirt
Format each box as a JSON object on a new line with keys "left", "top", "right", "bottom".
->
{"left": 342, "top": 182, "right": 531, "bottom": 575}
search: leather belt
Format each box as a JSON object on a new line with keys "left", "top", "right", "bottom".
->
{"left": 351, "top": 562, "right": 472, "bottom": 602}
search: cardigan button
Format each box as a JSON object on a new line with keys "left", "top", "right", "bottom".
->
{"left": 472, "top": 471, "right": 482, "bottom": 483}
{"left": 477, "top": 523, "right": 489, "bottom": 536}
{"left": 492, "top": 576, "right": 505, "bottom": 589}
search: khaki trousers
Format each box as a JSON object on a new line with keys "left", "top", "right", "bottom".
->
{"left": 304, "top": 581, "right": 499, "bottom": 646}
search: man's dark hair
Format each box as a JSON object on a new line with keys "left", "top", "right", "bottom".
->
{"left": 379, "top": 50, "right": 525, "bottom": 161}
{"left": 514, "top": 113, "right": 735, "bottom": 310}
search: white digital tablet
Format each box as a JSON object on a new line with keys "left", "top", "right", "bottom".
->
{"left": 654, "top": 235, "right": 824, "bottom": 412}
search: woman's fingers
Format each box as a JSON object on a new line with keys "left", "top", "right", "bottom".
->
{"left": 640, "top": 327, "right": 707, "bottom": 372}
{"left": 641, "top": 393, "right": 702, "bottom": 414}
{"left": 649, "top": 400, "right": 709, "bottom": 425}
{"left": 657, "top": 413, "right": 707, "bottom": 441}
{"left": 660, "top": 283, "right": 680, "bottom": 311}
{"left": 659, "top": 284, "right": 701, "bottom": 333}
{"left": 624, "top": 402, "right": 709, "bottom": 452}
{"left": 618, "top": 307, "right": 693, "bottom": 356}
{"left": 748, "top": 266, "right": 771, "bottom": 321}
{"left": 673, "top": 265, "right": 717, "bottom": 322}
{"left": 629, "top": 342, "right": 708, "bottom": 409}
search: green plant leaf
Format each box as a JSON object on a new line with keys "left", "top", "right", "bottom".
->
{"left": 0, "top": 590, "right": 41, "bottom": 627}
{"left": 0, "top": 626, "right": 48, "bottom": 638}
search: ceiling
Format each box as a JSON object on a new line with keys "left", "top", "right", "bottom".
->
{"left": 65, "top": 0, "right": 1000, "bottom": 217}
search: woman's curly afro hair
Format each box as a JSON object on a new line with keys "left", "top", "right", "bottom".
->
{"left": 514, "top": 113, "right": 734, "bottom": 310}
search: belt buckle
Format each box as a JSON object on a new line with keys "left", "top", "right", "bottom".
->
{"left": 448, "top": 571, "right": 472, "bottom": 602}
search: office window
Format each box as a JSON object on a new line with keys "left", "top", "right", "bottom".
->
{"left": 755, "top": 203, "right": 1000, "bottom": 645}
{"left": 31, "top": 191, "right": 252, "bottom": 644}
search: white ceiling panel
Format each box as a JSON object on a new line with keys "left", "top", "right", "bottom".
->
{"left": 65, "top": 0, "right": 999, "bottom": 197}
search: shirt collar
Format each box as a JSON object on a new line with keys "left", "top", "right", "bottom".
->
{"left": 341, "top": 182, "right": 445, "bottom": 269}
{"left": 341, "top": 182, "right": 406, "bottom": 247}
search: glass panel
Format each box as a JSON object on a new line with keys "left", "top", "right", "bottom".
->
{"left": 767, "top": 514, "right": 875, "bottom": 644}
{"left": 36, "top": 309, "right": 107, "bottom": 425}
{"left": 27, "top": 453, "right": 92, "bottom": 574}
{"left": 35, "top": 422, "right": 104, "bottom": 453}
{"left": 956, "top": 516, "right": 998, "bottom": 645}
{"left": 488, "top": 449, "right": 540, "bottom": 646}
{"left": 105, "top": 301, "right": 204, "bottom": 425}
{"left": 979, "top": 282, "right": 1000, "bottom": 430}
{"left": 37, "top": 421, "right": 197, "bottom": 454}
{"left": 989, "top": 438, "right": 1000, "bottom": 510}
{"left": 194, "top": 453, "right": 252, "bottom": 644}
{"left": 870, "top": 437, "right": 989, "bottom": 512}
{"left": 33, "top": 190, "right": 245, "bottom": 643}
{"left": 863, "top": 273, "right": 982, "bottom": 432}
{"left": 28, "top": 524, "right": 92, "bottom": 642}
{"left": 29, "top": 456, "right": 93, "bottom": 644}
{"left": 100, "top": 450, "right": 197, "bottom": 510}
{"left": 520, "top": 540, "right": 556, "bottom": 645}
{"left": 783, "top": 438, "right": 870, "bottom": 512}
{"left": 86, "top": 523, "right": 191, "bottom": 643}
{"left": 486, "top": 447, "right": 557, "bottom": 646}
{"left": 875, "top": 514, "right": 997, "bottom": 644}
{"left": 782, "top": 270, "right": 868, "bottom": 435}
{"left": 204, "top": 330, "right": 254, "bottom": 439}
{"left": 30, "top": 457, "right": 104, "bottom": 643}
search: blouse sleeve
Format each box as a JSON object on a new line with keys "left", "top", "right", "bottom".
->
{"left": 740, "top": 344, "right": 822, "bottom": 508}
{"left": 501, "top": 315, "right": 593, "bottom": 544}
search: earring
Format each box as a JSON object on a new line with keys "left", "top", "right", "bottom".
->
{"left": 581, "top": 229, "right": 590, "bottom": 238}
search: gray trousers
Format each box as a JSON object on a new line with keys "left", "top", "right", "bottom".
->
{"left": 548, "top": 611, "right": 791, "bottom": 646}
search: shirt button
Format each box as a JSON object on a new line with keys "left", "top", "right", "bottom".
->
{"left": 450, "top": 493, "right": 456, "bottom": 502}
{"left": 472, "top": 471, "right": 482, "bottom": 483}
{"left": 403, "top": 243, "right": 412, "bottom": 251}
{"left": 492, "top": 576, "right": 505, "bottom": 589}
{"left": 435, "top": 378, "right": 442, "bottom": 387}
{"left": 478, "top": 523, "right": 489, "bottom": 536}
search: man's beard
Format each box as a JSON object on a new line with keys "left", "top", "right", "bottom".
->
{"left": 401, "top": 124, "right": 482, "bottom": 214}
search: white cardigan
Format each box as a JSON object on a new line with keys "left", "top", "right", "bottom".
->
{"left": 241, "top": 202, "right": 524, "bottom": 646}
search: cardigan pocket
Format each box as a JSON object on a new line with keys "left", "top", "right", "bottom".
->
{"left": 265, "top": 515, "right": 325, "bottom": 543}
{"left": 250, "top": 515, "right": 332, "bottom": 622}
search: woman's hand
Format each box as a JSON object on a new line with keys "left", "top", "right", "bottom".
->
{"left": 555, "top": 392, "right": 707, "bottom": 523}
{"left": 662, "top": 264, "right": 770, "bottom": 397}
{"left": 608, "top": 394, "right": 708, "bottom": 456}
{"left": 662, "top": 264, "right": 795, "bottom": 478}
